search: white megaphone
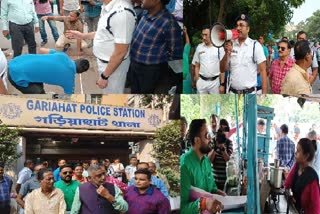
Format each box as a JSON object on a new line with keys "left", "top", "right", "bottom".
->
{"left": 210, "top": 22, "right": 239, "bottom": 48}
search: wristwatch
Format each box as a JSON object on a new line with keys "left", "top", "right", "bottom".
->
{"left": 220, "top": 82, "right": 225, "bottom": 87}
{"left": 101, "top": 73, "right": 109, "bottom": 80}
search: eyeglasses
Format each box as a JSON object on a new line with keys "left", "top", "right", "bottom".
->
{"left": 203, "top": 132, "right": 211, "bottom": 140}
{"left": 235, "top": 24, "right": 247, "bottom": 28}
{"left": 278, "top": 46, "right": 286, "bottom": 51}
{"left": 62, "top": 171, "right": 73, "bottom": 175}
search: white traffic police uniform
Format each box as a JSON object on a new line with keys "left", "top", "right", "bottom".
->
{"left": 193, "top": 43, "right": 225, "bottom": 94}
{"left": 227, "top": 37, "right": 265, "bottom": 93}
{"left": 93, "top": 0, "right": 136, "bottom": 93}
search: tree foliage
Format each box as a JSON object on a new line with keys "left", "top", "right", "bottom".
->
{"left": 184, "top": 0, "right": 305, "bottom": 46}
{"left": 0, "top": 123, "right": 21, "bottom": 165}
{"left": 285, "top": 9, "right": 320, "bottom": 41}
{"left": 181, "top": 95, "right": 200, "bottom": 125}
{"left": 140, "top": 95, "right": 173, "bottom": 109}
{"left": 152, "top": 120, "right": 180, "bottom": 196}
{"left": 303, "top": 10, "right": 320, "bottom": 40}
{"left": 257, "top": 95, "right": 320, "bottom": 124}
{"left": 181, "top": 95, "right": 244, "bottom": 124}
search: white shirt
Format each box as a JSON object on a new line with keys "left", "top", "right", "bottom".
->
{"left": 228, "top": 37, "right": 266, "bottom": 90}
{"left": 193, "top": 43, "right": 225, "bottom": 77}
{"left": 307, "top": 50, "right": 318, "bottom": 75}
{"left": 62, "top": 0, "right": 80, "bottom": 11}
{"left": 172, "top": 0, "right": 182, "bottom": 20}
{"left": 17, "top": 167, "right": 32, "bottom": 185}
{"left": 0, "top": 50, "right": 7, "bottom": 90}
{"left": 290, "top": 47, "right": 318, "bottom": 75}
{"left": 93, "top": 0, "right": 136, "bottom": 61}
{"left": 125, "top": 165, "right": 136, "bottom": 180}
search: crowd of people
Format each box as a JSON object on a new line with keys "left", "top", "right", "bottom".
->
{"left": 256, "top": 120, "right": 320, "bottom": 213}
{"left": 183, "top": 14, "right": 320, "bottom": 96}
{"left": 0, "top": 156, "right": 172, "bottom": 213}
{"left": 180, "top": 115, "right": 320, "bottom": 213}
{"left": 0, "top": 0, "right": 183, "bottom": 94}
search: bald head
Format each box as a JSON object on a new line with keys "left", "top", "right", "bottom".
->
{"left": 148, "top": 162, "right": 156, "bottom": 174}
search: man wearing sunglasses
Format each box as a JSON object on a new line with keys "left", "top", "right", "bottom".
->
{"left": 54, "top": 164, "right": 80, "bottom": 213}
{"left": 269, "top": 40, "right": 295, "bottom": 94}
{"left": 181, "top": 119, "right": 225, "bottom": 214}
{"left": 220, "top": 14, "right": 267, "bottom": 94}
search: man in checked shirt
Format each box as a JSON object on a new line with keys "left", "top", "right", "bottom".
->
{"left": 129, "top": 0, "right": 183, "bottom": 94}
{"left": 276, "top": 124, "right": 295, "bottom": 170}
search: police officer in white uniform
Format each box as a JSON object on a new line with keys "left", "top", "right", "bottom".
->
{"left": 296, "top": 31, "right": 318, "bottom": 85}
{"left": 193, "top": 25, "right": 225, "bottom": 94}
{"left": 66, "top": 0, "right": 136, "bottom": 93}
{"left": 220, "top": 14, "right": 267, "bottom": 94}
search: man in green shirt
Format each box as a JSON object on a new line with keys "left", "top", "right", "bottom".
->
{"left": 180, "top": 119, "right": 226, "bottom": 213}
{"left": 54, "top": 164, "right": 80, "bottom": 212}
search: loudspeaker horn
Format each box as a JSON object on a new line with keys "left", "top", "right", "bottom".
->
{"left": 210, "top": 22, "right": 239, "bottom": 47}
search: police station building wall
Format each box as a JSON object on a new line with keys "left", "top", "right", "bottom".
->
{"left": 0, "top": 95, "right": 164, "bottom": 173}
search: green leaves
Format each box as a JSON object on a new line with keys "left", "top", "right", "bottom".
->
{"left": 152, "top": 120, "right": 180, "bottom": 197}
{"left": 184, "top": 0, "right": 305, "bottom": 43}
{"left": 0, "top": 125, "right": 22, "bottom": 165}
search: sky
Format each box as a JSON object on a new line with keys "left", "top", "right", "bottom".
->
{"left": 291, "top": 0, "right": 320, "bottom": 24}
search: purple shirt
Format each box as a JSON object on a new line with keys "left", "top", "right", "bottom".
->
{"left": 34, "top": 0, "right": 53, "bottom": 15}
{"left": 124, "top": 185, "right": 170, "bottom": 214}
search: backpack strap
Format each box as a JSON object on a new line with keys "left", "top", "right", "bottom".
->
{"left": 252, "top": 40, "right": 257, "bottom": 63}
{"left": 105, "top": 11, "right": 118, "bottom": 36}
{"left": 105, "top": 7, "right": 137, "bottom": 36}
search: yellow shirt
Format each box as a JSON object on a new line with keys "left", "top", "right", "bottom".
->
{"left": 281, "top": 64, "right": 312, "bottom": 96}
{"left": 25, "top": 188, "right": 66, "bottom": 214}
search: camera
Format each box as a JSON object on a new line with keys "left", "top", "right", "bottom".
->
{"left": 216, "top": 129, "right": 227, "bottom": 144}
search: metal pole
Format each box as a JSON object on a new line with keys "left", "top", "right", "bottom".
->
{"left": 246, "top": 94, "right": 260, "bottom": 214}
{"left": 234, "top": 94, "right": 241, "bottom": 194}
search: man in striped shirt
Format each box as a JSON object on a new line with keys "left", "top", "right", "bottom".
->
{"left": 208, "top": 119, "right": 233, "bottom": 190}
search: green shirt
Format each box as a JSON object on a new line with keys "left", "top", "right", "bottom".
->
{"left": 183, "top": 44, "right": 191, "bottom": 80}
{"left": 70, "top": 183, "right": 128, "bottom": 213}
{"left": 180, "top": 149, "right": 218, "bottom": 214}
{"left": 183, "top": 44, "right": 194, "bottom": 94}
{"left": 54, "top": 180, "right": 80, "bottom": 211}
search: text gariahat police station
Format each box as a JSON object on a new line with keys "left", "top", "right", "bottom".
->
{"left": 0, "top": 95, "right": 165, "bottom": 170}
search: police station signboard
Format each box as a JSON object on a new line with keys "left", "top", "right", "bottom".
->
{"left": 0, "top": 96, "right": 163, "bottom": 131}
